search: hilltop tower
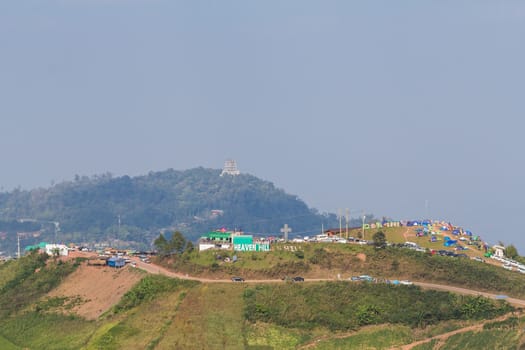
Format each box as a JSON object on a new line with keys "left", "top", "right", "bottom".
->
{"left": 220, "top": 159, "right": 240, "bottom": 176}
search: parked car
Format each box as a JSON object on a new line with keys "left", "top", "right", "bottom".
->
{"left": 503, "top": 264, "right": 513, "bottom": 271}
{"left": 359, "top": 275, "right": 374, "bottom": 282}
{"left": 349, "top": 276, "right": 361, "bottom": 281}
{"left": 472, "top": 256, "right": 485, "bottom": 263}
{"left": 292, "top": 276, "right": 305, "bottom": 282}
{"left": 399, "top": 280, "right": 413, "bottom": 285}
{"left": 231, "top": 276, "right": 245, "bottom": 282}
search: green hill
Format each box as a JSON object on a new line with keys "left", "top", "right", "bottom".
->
{"left": 0, "top": 168, "right": 340, "bottom": 253}
{"left": 0, "top": 248, "right": 523, "bottom": 350}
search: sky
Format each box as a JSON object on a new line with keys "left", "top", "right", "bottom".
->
{"left": 1, "top": 1, "right": 524, "bottom": 250}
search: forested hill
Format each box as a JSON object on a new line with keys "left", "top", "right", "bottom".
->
{"left": 0, "top": 168, "right": 338, "bottom": 250}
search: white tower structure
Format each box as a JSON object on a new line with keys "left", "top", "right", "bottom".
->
{"left": 220, "top": 159, "right": 240, "bottom": 176}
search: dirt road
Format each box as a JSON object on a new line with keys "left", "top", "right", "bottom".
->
{"left": 133, "top": 259, "right": 525, "bottom": 307}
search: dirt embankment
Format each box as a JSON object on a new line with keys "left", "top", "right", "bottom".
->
{"left": 46, "top": 262, "right": 143, "bottom": 320}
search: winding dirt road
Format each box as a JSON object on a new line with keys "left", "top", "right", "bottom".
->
{"left": 132, "top": 258, "right": 525, "bottom": 349}
{"left": 133, "top": 259, "right": 525, "bottom": 307}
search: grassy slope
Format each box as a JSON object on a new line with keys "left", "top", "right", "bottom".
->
{"left": 2, "top": 234, "right": 523, "bottom": 350}
{"left": 440, "top": 329, "right": 519, "bottom": 350}
{"left": 176, "top": 242, "right": 525, "bottom": 300}
{"left": 0, "top": 274, "right": 519, "bottom": 350}
{"left": 157, "top": 283, "right": 246, "bottom": 349}
{"left": 0, "top": 335, "right": 20, "bottom": 350}
{"left": 313, "top": 325, "right": 413, "bottom": 350}
{"left": 83, "top": 275, "right": 199, "bottom": 350}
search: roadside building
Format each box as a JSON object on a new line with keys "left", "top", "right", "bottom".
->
{"left": 492, "top": 245, "right": 506, "bottom": 258}
{"left": 199, "top": 231, "right": 233, "bottom": 251}
{"left": 45, "top": 244, "right": 69, "bottom": 256}
{"left": 107, "top": 256, "right": 126, "bottom": 268}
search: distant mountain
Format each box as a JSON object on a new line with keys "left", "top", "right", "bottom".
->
{"left": 0, "top": 168, "right": 339, "bottom": 252}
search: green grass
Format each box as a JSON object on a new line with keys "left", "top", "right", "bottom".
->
{"left": 165, "top": 238, "right": 525, "bottom": 301}
{"left": 0, "top": 313, "right": 97, "bottom": 350}
{"left": 411, "top": 339, "right": 439, "bottom": 350}
{"left": 244, "top": 282, "right": 512, "bottom": 331}
{"left": 0, "top": 334, "right": 20, "bottom": 350}
{"left": 313, "top": 325, "right": 413, "bottom": 350}
{"left": 2, "top": 245, "right": 524, "bottom": 349}
{"left": 0, "top": 259, "right": 21, "bottom": 289}
{"left": 245, "top": 323, "right": 305, "bottom": 349}
{"left": 439, "top": 329, "right": 519, "bottom": 350}
{"left": 156, "top": 283, "right": 247, "bottom": 349}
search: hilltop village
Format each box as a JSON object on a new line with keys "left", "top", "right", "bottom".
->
{"left": 9, "top": 219, "right": 522, "bottom": 276}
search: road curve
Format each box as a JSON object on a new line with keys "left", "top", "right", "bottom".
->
{"left": 131, "top": 258, "right": 525, "bottom": 307}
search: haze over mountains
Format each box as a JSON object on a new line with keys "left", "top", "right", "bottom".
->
{"left": 0, "top": 168, "right": 347, "bottom": 254}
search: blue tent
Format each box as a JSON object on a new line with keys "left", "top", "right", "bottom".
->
{"left": 444, "top": 240, "right": 457, "bottom": 247}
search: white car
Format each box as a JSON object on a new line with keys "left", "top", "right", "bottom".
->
{"left": 399, "top": 280, "right": 413, "bottom": 285}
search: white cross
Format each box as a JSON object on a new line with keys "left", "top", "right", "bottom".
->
{"left": 280, "top": 224, "right": 292, "bottom": 242}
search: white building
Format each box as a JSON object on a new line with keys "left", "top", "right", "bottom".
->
{"left": 492, "top": 245, "right": 506, "bottom": 258}
{"left": 45, "top": 244, "right": 69, "bottom": 257}
{"left": 220, "top": 159, "right": 240, "bottom": 176}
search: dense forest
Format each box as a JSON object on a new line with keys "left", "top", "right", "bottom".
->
{"left": 0, "top": 168, "right": 343, "bottom": 253}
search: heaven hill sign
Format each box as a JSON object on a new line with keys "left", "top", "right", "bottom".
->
{"left": 233, "top": 243, "right": 270, "bottom": 252}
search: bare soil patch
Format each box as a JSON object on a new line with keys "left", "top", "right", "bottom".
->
{"left": 46, "top": 262, "right": 143, "bottom": 320}
{"left": 356, "top": 253, "right": 367, "bottom": 262}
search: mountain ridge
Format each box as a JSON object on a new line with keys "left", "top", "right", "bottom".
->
{"left": 0, "top": 167, "right": 340, "bottom": 253}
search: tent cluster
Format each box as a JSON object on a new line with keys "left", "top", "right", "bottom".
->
{"left": 404, "top": 220, "right": 489, "bottom": 252}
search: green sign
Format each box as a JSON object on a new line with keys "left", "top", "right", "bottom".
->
{"left": 234, "top": 243, "right": 270, "bottom": 252}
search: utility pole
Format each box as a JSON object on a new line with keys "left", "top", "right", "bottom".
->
{"left": 53, "top": 222, "right": 60, "bottom": 244}
{"left": 117, "top": 215, "right": 121, "bottom": 248}
{"left": 345, "top": 208, "right": 350, "bottom": 239}
{"left": 362, "top": 213, "right": 366, "bottom": 241}
{"left": 338, "top": 209, "right": 342, "bottom": 238}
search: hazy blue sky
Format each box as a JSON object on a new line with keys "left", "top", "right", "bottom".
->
{"left": 1, "top": 1, "right": 524, "bottom": 249}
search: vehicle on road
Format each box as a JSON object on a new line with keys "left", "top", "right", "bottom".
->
{"left": 399, "top": 280, "right": 413, "bottom": 285}
{"left": 359, "top": 275, "right": 374, "bottom": 282}
{"left": 231, "top": 276, "right": 245, "bottom": 282}
{"left": 292, "top": 276, "right": 304, "bottom": 282}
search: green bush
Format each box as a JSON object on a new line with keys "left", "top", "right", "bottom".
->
{"left": 243, "top": 282, "right": 512, "bottom": 331}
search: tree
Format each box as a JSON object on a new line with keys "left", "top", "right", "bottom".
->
{"left": 372, "top": 231, "right": 387, "bottom": 248}
{"left": 506, "top": 244, "right": 519, "bottom": 259}
{"left": 51, "top": 247, "right": 61, "bottom": 258}
{"left": 154, "top": 234, "right": 170, "bottom": 256}
{"left": 185, "top": 240, "right": 194, "bottom": 253}
{"left": 170, "top": 231, "right": 187, "bottom": 255}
